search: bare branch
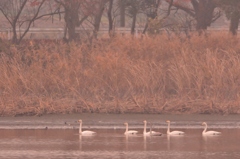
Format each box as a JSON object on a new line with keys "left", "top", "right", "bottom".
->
{"left": 0, "top": 7, "right": 13, "bottom": 26}
{"left": 166, "top": 0, "right": 173, "bottom": 17}
{"left": 13, "top": 0, "right": 27, "bottom": 25}
{"left": 19, "top": 0, "right": 46, "bottom": 42}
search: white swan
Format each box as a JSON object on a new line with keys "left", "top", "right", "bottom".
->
{"left": 78, "top": 119, "right": 96, "bottom": 136}
{"left": 166, "top": 120, "right": 185, "bottom": 135}
{"left": 143, "top": 120, "right": 162, "bottom": 136}
{"left": 124, "top": 122, "right": 138, "bottom": 135}
{"left": 202, "top": 122, "right": 221, "bottom": 136}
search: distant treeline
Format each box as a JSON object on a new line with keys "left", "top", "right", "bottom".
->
{"left": 0, "top": 0, "right": 240, "bottom": 44}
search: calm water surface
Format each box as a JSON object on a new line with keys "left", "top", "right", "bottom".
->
{"left": 0, "top": 114, "right": 240, "bottom": 159}
{"left": 0, "top": 129, "right": 240, "bottom": 159}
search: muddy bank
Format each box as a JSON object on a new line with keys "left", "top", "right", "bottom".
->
{"left": 0, "top": 113, "right": 239, "bottom": 129}
{"left": 1, "top": 98, "right": 240, "bottom": 116}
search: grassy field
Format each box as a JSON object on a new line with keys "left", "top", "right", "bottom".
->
{"left": 0, "top": 33, "right": 240, "bottom": 116}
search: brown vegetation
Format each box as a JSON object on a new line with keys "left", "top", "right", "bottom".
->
{"left": 0, "top": 33, "right": 240, "bottom": 116}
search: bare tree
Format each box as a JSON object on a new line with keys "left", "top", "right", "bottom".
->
{"left": 123, "top": 0, "right": 162, "bottom": 35}
{"left": 142, "top": 0, "right": 161, "bottom": 34}
{"left": 229, "top": 11, "right": 240, "bottom": 35}
{"left": 55, "top": 0, "right": 91, "bottom": 42}
{"left": 107, "top": 0, "right": 114, "bottom": 36}
{"left": 55, "top": 0, "right": 108, "bottom": 42}
{"left": 214, "top": 0, "right": 240, "bottom": 35}
{"left": 192, "top": 0, "right": 216, "bottom": 32}
{"left": 0, "top": 0, "right": 48, "bottom": 44}
{"left": 119, "top": 0, "right": 126, "bottom": 27}
{"left": 92, "top": 0, "right": 108, "bottom": 39}
{"left": 124, "top": 0, "right": 144, "bottom": 35}
{"left": 165, "top": 0, "right": 220, "bottom": 33}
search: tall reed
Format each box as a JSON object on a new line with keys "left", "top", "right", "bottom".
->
{"left": 0, "top": 33, "right": 240, "bottom": 116}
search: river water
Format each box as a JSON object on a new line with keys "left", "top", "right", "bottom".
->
{"left": 0, "top": 114, "right": 240, "bottom": 159}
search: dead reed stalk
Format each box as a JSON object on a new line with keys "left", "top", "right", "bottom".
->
{"left": 0, "top": 33, "right": 240, "bottom": 116}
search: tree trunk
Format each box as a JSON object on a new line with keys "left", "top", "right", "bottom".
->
{"left": 11, "top": 24, "right": 18, "bottom": 44}
{"left": 93, "top": 1, "right": 105, "bottom": 39}
{"left": 142, "top": 23, "right": 148, "bottom": 34}
{"left": 107, "top": 0, "right": 114, "bottom": 36}
{"left": 64, "top": 8, "right": 74, "bottom": 41}
{"left": 131, "top": 13, "right": 137, "bottom": 35}
{"left": 191, "top": 0, "right": 215, "bottom": 33}
{"left": 142, "top": 0, "right": 160, "bottom": 34}
{"left": 11, "top": 0, "right": 27, "bottom": 44}
{"left": 119, "top": 0, "right": 125, "bottom": 27}
{"left": 64, "top": 1, "right": 80, "bottom": 42}
{"left": 230, "top": 11, "right": 240, "bottom": 35}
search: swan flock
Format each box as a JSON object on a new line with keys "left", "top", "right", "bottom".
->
{"left": 78, "top": 119, "right": 221, "bottom": 136}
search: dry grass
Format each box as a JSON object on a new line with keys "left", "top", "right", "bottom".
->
{"left": 1, "top": 33, "right": 240, "bottom": 116}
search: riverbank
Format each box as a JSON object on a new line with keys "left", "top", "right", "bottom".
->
{"left": 1, "top": 33, "right": 240, "bottom": 116}
{"left": 0, "top": 113, "right": 240, "bottom": 129}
